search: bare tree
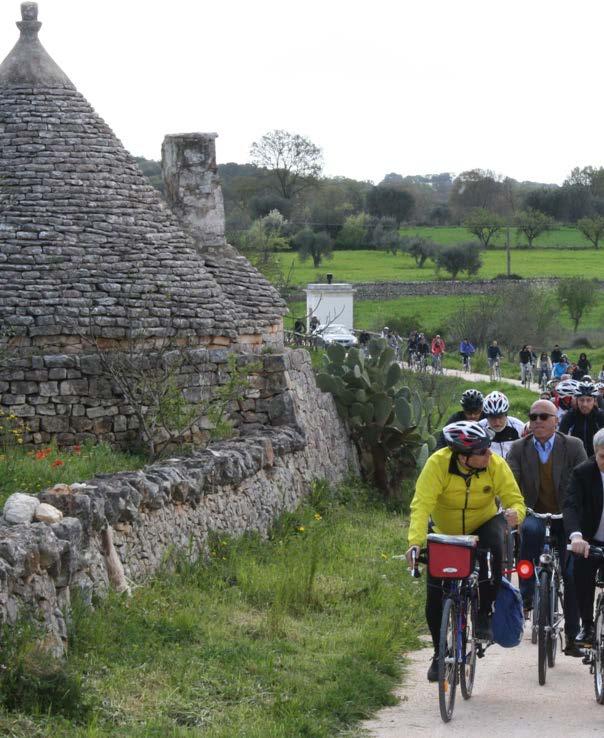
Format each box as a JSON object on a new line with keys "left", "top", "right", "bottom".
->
{"left": 250, "top": 129, "right": 323, "bottom": 200}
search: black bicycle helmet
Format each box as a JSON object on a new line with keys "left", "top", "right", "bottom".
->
{"left": 442, "top": 421, "right": 492, "bottom": 454}
{"left": 460, "top": 388, "right": 484, "bottom": 411}
{"left": 575, "top": 382, "right": 599, "bottom": 397}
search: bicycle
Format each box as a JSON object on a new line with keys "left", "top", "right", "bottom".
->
{"left": 538, "top": 371, "right": 551, "bottom": 393}
{"left": 489, "top": 359, "right": 501, "bottom": 382}
{"left": 568, "top": 545, "right": 604, "bottom": 703}
{"left": 461, "top": 354, "right": 472, "bottom": 373}
{"left": 410, "top": 534, "right": 493, "bottom": 723}
{"left": 518, "top": 509, "right": 565, "bottom": 685}
{"left": 432, "top": 353, "right": 444, "bottom": 375}
{"left": 521, "top": 362, "right": 534, "bottom": 389}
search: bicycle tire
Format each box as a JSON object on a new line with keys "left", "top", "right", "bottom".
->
{"left": 460, "top": 597, "right": 477, "bottom": 700}
{"left": 438, "top": 597, "right": 458, "bottom": 722}
{"left": 538, "top": 570, "right": 550, "bottom": 685}
{"left": 531, "top": 582, "right": 539, "bottom": 645}
{"left": 594, "top": 597, "right": 604, "bottom": 704}
{"left": 547, "top": 573, "right": 559, "bottom": 668}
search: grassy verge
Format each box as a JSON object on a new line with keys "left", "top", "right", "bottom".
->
{"left": 0, "top": 442, "right": 145, "bottom": 509}
{"left": 0, "top": 480, "right": 424, "bottom": 738}
{"left": 279, "top": 248, "right": 604, "bottom": 285}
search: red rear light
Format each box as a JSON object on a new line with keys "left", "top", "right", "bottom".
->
{"left": 517, "top": 560, "right": 534, "bottom": 579}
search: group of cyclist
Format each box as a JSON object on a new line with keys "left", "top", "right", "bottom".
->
{"left": 406, "top": 374, "right": 604, "bottom": 684}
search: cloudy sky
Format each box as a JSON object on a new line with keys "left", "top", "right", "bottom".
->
{"left": 0, "top": 0, "right": 601, "bottom": 185}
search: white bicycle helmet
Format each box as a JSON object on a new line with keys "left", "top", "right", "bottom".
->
{"left": 442, "top": 421, "right": 492, "bottom": 454}
{"left": 556, "top": 379, "right": 579, "bottom": 398}
{"left": 575, "top": 382, "right": 599, "bottom": 397}
{"left": 482, "top": 391, "right": 509, "bottom": 416}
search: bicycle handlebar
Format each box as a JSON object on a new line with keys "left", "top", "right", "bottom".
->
{"left": 527, "top": 508, "right": 564, "bottom": 520}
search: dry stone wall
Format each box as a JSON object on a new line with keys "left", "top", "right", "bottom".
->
{"left": 0, "top": 349, "right": 359, "bottom": 654}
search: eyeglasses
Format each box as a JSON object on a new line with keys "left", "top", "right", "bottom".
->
{"left": 528, "top": 413, "right": 556, "bottom": 421}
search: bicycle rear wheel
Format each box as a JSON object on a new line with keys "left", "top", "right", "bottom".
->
{"left": 438, "top": 597, "right": 458, "bottom": 722}
{"left": 594, "top": 599, "right": 604, "bottom": 704}
{"left": 460, "top": 598, "right": 477, "bottom": 700}
{"left": 538, "top": 570, "right": 550, "bottom": 685}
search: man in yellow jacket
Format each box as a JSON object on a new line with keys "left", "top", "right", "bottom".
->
{"left": 405, "top": 420, "right": 526, "bottom": 681}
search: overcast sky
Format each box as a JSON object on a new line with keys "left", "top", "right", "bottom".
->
{"left": 1, "top": 0, "right": 602, "bottom": 185}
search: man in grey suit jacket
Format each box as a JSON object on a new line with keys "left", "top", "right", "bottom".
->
{"left": 507, "top": 399, "right": 587, "bottom": 654}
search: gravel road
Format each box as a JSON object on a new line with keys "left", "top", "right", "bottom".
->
{"left": 362, "top": 628, "right": 603, "bottom": 737}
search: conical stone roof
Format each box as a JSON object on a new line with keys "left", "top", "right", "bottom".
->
{"left": 0, "top": 3, "right": 239, "bottom": 352}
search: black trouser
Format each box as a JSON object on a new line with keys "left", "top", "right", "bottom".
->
{"left": 426, "top": 514, "right": 506, "bottom": 650}
{"left": 574, "top": 538, "right": 604, "bottom": 626}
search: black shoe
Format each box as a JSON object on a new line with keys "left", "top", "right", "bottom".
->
{"left": 564, "top": 638, "right": 583, "bottom": 657}
{"left": 476, "top": 612, "right": 493, "bottom": 641}
{"left": 576, "top": 624, "right": 595, "bottom": 646}
{"left": 427, "top": 655, "right": 439, "bottom": 682}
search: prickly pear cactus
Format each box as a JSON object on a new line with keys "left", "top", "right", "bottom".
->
{"left": 316, "top": 339, "right": 435, "bottom": 496}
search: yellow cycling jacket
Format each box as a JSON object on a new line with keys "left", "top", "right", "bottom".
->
{"left": 408, "top": 447, "right": 526, "bottom": 548}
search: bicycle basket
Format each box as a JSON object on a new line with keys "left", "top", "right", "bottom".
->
{"left": 427, "top": 534, "right": 478, "bottom": 579}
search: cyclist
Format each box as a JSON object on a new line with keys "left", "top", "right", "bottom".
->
{"left": 551, "top": 344, "right": 563, "bottom": 364}
{"left": 537, "top": 351, "right": 552, "bottom": 388}
{"left": 553, "top": 354, "right": 570, "bottom": 379}
{"left": 554, "top": 378, "right": 578, "bottom": 421}
{"left": 459, "top": 337, "right": 475, "bottom": 371}
{"left": 487, "top": 340, "right": 502, "bottom": 374}
{"left": 435, "top": 389, "right": 485, "bottom": 450}
{"left": 576, "top": 352, "right": 592, "bottom": 380}
{"left": 507, "top": 399, "right": 586, "bottom": 654}
{"left": 406, "top": 421, "right": 525, "bottom": 681}
{"left": 478, "top": 391, "right": 524, "bottom": 459}
{"left": 559, "top": 381, "right": 604, "bottom": 456}
{"left": 417, "top": 333, "right": 431, "bottom": 369}
{"left": 431, "top": 334, "right": 446, "bottom": 371}
{"left": 519, "top": 345, "right": 537, "bottom": 385}
{"left": 563, "top": 428, "right": 604, "bottom": 646}
{"left": 407, "top": 330, "right": 419, "bottom": 365}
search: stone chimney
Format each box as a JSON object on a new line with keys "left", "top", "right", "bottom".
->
{"left": 161, "top": 133, "right": 226, "bottom": 248}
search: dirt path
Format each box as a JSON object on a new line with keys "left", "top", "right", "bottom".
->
{"left": 362, "top": 629, "right": 602, "bottom": 737}
{"left": 442, "top": 367, "right": 540, "bottom": 394}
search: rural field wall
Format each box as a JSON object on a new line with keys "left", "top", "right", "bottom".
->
{"left": 0, "top": 349, "right": 359, "bottom": 654}
{"left": 289, "top": 277, "right": 604, "bottom": 303}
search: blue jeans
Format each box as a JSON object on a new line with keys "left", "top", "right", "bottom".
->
{"left": 518, "top": 514, "right": 579, "bottom": 639}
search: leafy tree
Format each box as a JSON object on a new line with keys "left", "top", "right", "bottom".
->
{"left": 292, "top": 226, "right": 333, "bottom": 268}
{"left": 403, "top": 236, "right": 438, "bottom": 268}
{"left": 449, "top": 169, "right": 508, "bottom": 217}
{"left": 464, "top": 208, "right": 504, "bottom": 248}
{"left": 434, "top": 242, "right": 482, "bottom": 280}
{"left": 556, "top": 277, "right": 599, "bottom": 332}
{"left": 514, "top": 209, "right": 554, "bottom": 247}
{"left": 249, "top": 193, "right": 292, "bottom": 219}
{"left": 336, "top": 213, "right": 372, "bottom": 250}
{"left": 240, "top": 210, "right": 290, "bottom": 285}
{"left": 372, "top": 218, "right": 405, "bottom": 255}
{"left": 577, "top": 216, "right": 604, "bottom": 249}
{"left": 249, "top": 130, "right": 322, "bottom": 200}
{"left": 366, "top": 186, "right": 414, "bottom": 223}
{"left": 428, "top": 204, "right": 451, "bottom": 225}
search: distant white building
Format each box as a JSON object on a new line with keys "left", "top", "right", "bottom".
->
{"left": 305, "top": 281, "right": 355, "bottom": 330}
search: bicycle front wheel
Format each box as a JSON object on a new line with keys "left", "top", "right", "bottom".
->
{"left": 538, "top": 570, "right": 550, "bottom": 685}
{"left": 531, "top": 580, "right": 540, "bottom": 645}
{"left": 594, "top": 599, "right": 604, "bottom": 704}
{"left": 438, "top": 597, "right": 459, "bottom": 722}
{"left": 460, "top": 598, "right": 477, "bottom": 700}
{"left": 547, "top": 573, "right": 561, "bottom": 668}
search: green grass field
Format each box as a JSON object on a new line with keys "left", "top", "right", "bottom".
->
{"left": 279, "top": 247, "right": 604, "bottom": 286}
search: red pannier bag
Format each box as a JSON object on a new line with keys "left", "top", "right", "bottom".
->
{"left": 427, "top": 533, "right": 479, "bottom": 579}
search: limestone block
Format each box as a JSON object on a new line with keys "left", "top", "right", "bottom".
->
{"left": 35, "top": 503, "right": 63, "bottom": 524}
{"left": 3, "top": 493, "right": 40, "bottom": 524}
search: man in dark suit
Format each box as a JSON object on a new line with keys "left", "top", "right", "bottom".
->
{"left": 563, "top": 428, "right": 604, "bottom": 646}
{"left": 507, "top": 399, "right": 587, "bottom": 653}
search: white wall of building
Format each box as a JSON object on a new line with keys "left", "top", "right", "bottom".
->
{"left": 305, "top": 284, "right": 355, "bottom": 330}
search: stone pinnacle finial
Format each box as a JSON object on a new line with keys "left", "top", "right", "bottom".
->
{"left": 17, "top": 2, "right": 41, "bottom": 37}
